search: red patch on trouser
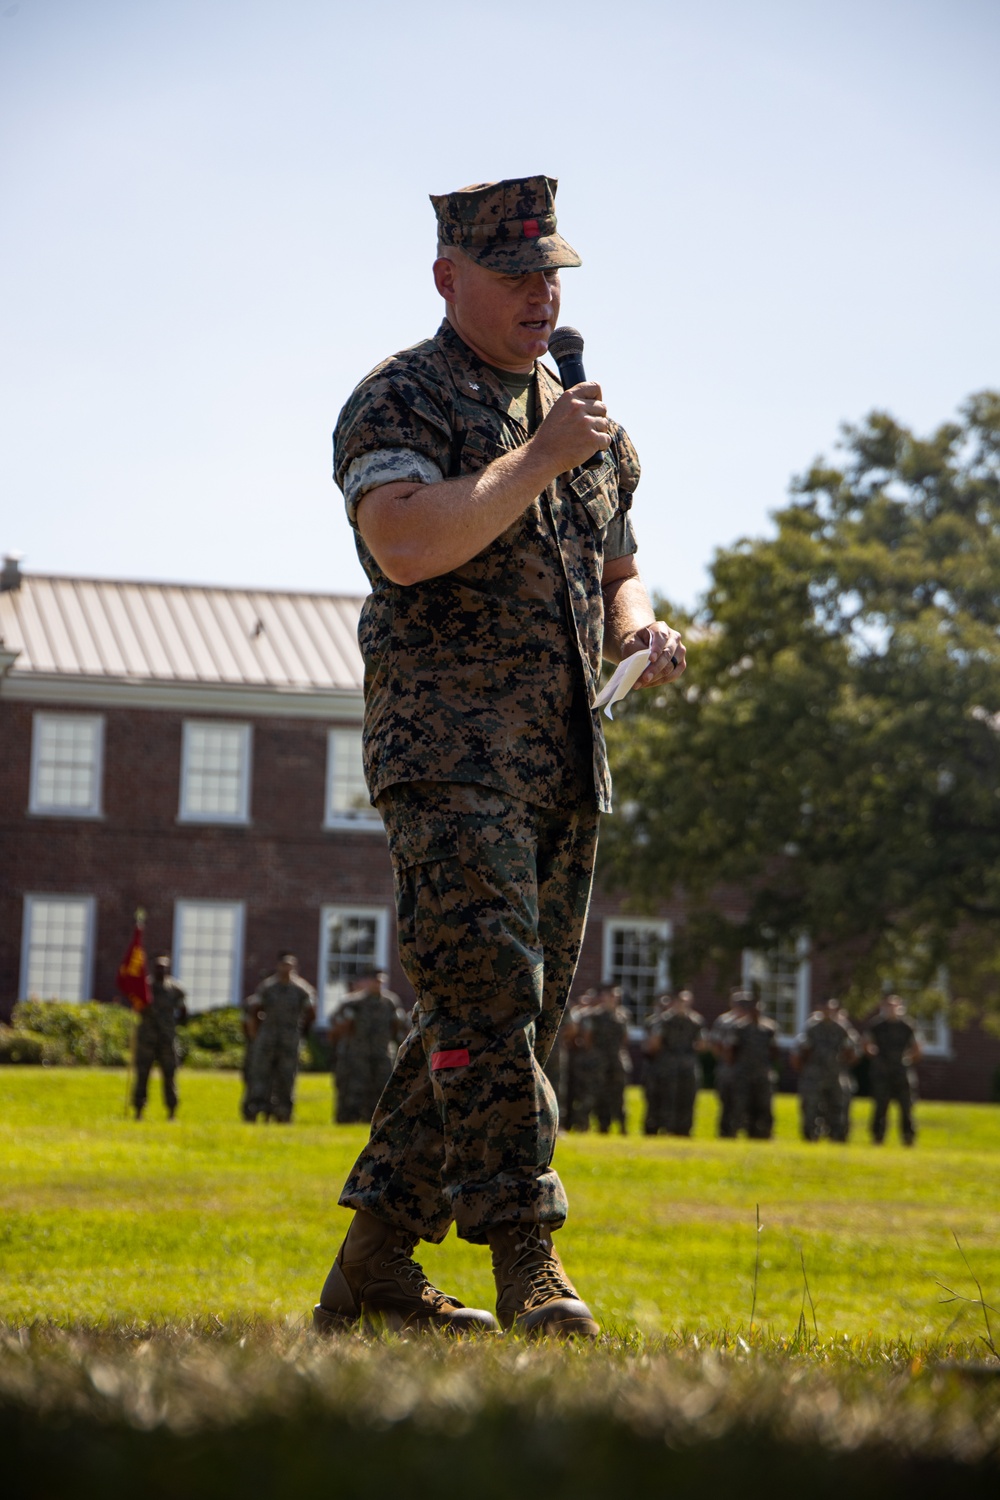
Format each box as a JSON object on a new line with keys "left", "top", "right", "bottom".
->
{"left": 431, "top": 1048, "right": 470, "bottom": 1071}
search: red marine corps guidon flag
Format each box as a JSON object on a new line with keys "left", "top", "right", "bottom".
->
{"left": 117, "top": 916, "right": 151, "bottom": 1011}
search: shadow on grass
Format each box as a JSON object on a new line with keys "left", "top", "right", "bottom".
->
{"left": 2, "top": 1321, "right": 999, "bottom": 1498}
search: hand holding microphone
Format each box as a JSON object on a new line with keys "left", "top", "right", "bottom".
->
{"left": 532, "top": 324, "right": 610, "bottom": 475}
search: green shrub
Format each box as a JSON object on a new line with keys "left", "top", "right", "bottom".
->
{"left": 0, "top": 1026, "right": 54, "bottom": 1065}
{"left": 11, "top": 1000, "right": 131, "bottom": 1066}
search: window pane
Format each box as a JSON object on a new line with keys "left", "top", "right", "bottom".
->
{"left": 175, "top": 903, "right": 241, "bottom": 1011}
{"left": 182, "top": 724, "right": 248, "bottom": 819}
{"left": 606, "top": 923, "right": 669, "bottom": 1023}
{"left": 327, "top": 729, "right": 376, "bottom": 818}
{"left": 322, "top": 908, "right": 383, "bottom": 1016}
{"left": 25, "top": 898, "right": 91, "bottom": 1001}
{"left": 745, "top": 945, "right": 803, "bottom": 1036}
{"left": 33, "top": 715, "right": 100, "bottom": 812}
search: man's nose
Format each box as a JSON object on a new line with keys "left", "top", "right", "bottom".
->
{"left": 526, "top": 272, "right": 555, "bottom": 300}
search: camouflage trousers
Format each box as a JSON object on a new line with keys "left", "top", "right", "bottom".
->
{"left": 339, "top": 781, "right": 599, "bottom": 1244}
{"left": 870, "top": 1062, "right": 917, "bottom": 1145}
{"left": 575, "top": 1061, "right": 627, "bottom": 1133}
{"left": 715, "top": 1063, "right": 735, "bottom": 1138}
{"left": 799, "top": 1068, "right": 850, "bottom": 1142}
{"left": 244, "top": 1025, "right": 301, "bottom": 1122}
{"left": 731, "top": 1070, "right": 774, "bottom": 1139}
{"left": 133, "top": 1035, "right": 177, "bottom": 1113}
{"left": 645, "top": 1056, "right": 698, "bottom": 1136}
{"left": 335, "top": 1051, "right": 394, "bottom": 1125}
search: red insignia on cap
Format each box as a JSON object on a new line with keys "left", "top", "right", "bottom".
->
{"left": 523, "top": 219, "right": 540, "bottom": 238}
{"left": 431, "top": 1048, "right": 471, "bottom": 1071}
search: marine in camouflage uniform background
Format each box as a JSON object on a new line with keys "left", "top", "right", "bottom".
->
{"left": 330, "top": 969, "right": 408, "bottom": 1125}
{"left": 133, "top": 954, "right": 187, "bottom": 1120}
{"left": 643, "top": 990, "right": 705, "bottom": 1136}
{"left": 571, "top": 984, "right": 630, "bottom": 1134}
{"left": 329, "top": 176, "right": 685, "bottom": 1254}
{"left": 865, "top": 995, "right": 924, "bottom": 1146}
{"left": 793, "top": 998, "right": 860, "bottom": 1142}
{"left": 728, "top": 995, "right": 780, "bottom": 1140}
{"left": 709, "top": 992, "right": 748, "bottom": 1138}
{"left": 243, "top": 953, "right": 316, "bottom": 1124}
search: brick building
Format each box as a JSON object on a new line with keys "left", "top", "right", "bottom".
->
{"left": 2, "top": 558, "right": 998, "bottom": 1100}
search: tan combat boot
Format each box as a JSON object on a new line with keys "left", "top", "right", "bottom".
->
{"left": 312, "top": 1210, "right": 499, "bottom": 1335}
{"left": 487, "top": 1223, "right": 599, "bottom": 1338}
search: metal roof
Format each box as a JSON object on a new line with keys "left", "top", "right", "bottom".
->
{"left": 0, "top": 570, "right": 365, "bottom": 692}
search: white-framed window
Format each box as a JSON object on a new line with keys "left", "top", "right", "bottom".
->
{"left": 324, "top": 727, "right": 380, "bottom": 829}
{"left": 20, "top": 895, "right": 97, "bottom": 1002}
{"left": 178, "top": 721, "right": 252, "bottom": 824}
{"left": 602, "top": 918, "right": 671, "bottom": 1024}
{"left": 890, "top": 965, "right": 953, "bottom": 1059}
{"left": 29, "top": 713, "right": 104, "bottom": 817}
{"left": 742, "top": 936, "right": 811, "bottom": 1040}
{"left": 318, "top": 905, "right": 390, "bottom": 1025}
{"left": 173, "top": 900, "right": 245, "bottom": 1012}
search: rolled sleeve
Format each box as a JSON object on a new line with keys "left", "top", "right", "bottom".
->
{"left": 344, "top": 449, "right": 445, "bottom": 516}
{"left": 334, "top": 370, "right": 454, "bottom": 528}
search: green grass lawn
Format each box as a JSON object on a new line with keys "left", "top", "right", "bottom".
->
{"left": 2, "top": 1067, "right": 998, "bottom": 1342}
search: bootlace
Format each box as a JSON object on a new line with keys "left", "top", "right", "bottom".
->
{"left": 505, "top": 1228, "right": 574, "bottom": 1308}
{"left": 385, "top": 1243, "right": 459, "bottom": 1310}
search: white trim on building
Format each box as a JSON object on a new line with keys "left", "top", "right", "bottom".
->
{"left": 317, "top": 904, "right": 391, "bottom": 1025}
{"left": 324, "top": 726, "right": 381, "bottom": 831}
{"left": 172, "top": 899, "right": 246, "bottom": 1012}
{"left": 602, "top": 917, "right": 672, "bottom": 1023}
{"left": 178, "top": 721, "right": 253, "bottom": 825}
{"left": 19, "top": 894, "right": 97, "bottom": 1002}
{"left": 28, "top": 711, "right": 104, "bottom": 818}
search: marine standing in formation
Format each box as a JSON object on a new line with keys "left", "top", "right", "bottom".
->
{"left": 330, "top": 968, "right": 408, "bottom": 1124}
{"left": 727, "top": 993, "right": 780, "bottom": 1139}
{"left": 313, "top": 175, "right": 686, "bottom": 1337}
{"left": 793, "top": 997, "right": 859, "bottom": 1142}
{"left": 575, "top": 983, "right": 631, "bottom": 1133}
{"left": 133, "top": 953, "right": 187, "bottom": 1121}
{"left": 865, "top": 993, "right": 923, "bottom": 1146}
{"left": 643, "top": 990, "right": 706, "bottom": 1136}
{"left": 708, "top": 991, "right": 748, "bottom": 1138}
{"left": 243, "top": 952, "right": 316, "bottom": 1124}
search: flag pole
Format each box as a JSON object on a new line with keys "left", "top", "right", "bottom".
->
{"left": 121, "top": 908, "right": 147, "bottom": 1120}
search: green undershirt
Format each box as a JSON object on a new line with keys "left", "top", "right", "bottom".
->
{"left": 485, "top": 363, "right": 539, "bottom": 435}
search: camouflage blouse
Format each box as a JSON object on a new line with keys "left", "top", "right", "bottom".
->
{"left": 333, "top": 320, "right": 641, "bottom": 813}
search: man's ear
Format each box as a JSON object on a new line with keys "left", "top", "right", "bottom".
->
{"left": 433, "top": 256, "right": 458, "bottom": 303}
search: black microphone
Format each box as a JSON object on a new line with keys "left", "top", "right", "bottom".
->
{"left": 547, "top": 325, "right": 605, "bottom": 470}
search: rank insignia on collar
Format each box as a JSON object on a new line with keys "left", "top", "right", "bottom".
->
{"left": 469, "top": 382, "right": 479, "bottom": 391}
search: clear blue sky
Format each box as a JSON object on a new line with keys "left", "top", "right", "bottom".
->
{"left": 2, "top": 0, "right": 998, "bottom": 609}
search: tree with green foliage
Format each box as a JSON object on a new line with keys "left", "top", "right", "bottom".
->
{"left": 601, "top": 392, "right": 1000, "bottom": 1016}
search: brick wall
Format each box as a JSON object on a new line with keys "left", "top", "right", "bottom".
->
{"left": 0, "top": 700, "right": 400, "bottom": 1013}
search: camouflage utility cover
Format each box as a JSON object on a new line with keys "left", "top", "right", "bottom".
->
{"left": 431, "top": 176, "right": 581, "bottom": 273}
{"left": 334, "top": 320, "right": 640, "bottom": 814}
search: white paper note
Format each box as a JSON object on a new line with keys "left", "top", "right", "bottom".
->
{"left": 593, "top": 646, "right": 652, "bottom": 719}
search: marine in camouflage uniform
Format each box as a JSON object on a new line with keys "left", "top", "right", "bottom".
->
{"left": 565, "top": 990, "right": 600, "bottom": 1131}
{"left": 331, "top": 969, "right": 409, "bottom": 1124}
{"left": 314, "top": 176, "right": 687, "bottom": 1337}
{"left": 133, "top": 954, "right": 187, "bottom": 1120}
{"left": 574, "top": 984, "right": 630, "bottom": 1134}
{"left": 793, "top": 998, "right": 859, "bottom": 1142}
{"left": 865, "top": 995, "right": 923, "bottom": 1146}
{"left": 728, "top": 996, "right": 780, "bottom": 1140}
{"left": 243, "top": 953, "right": 316, "bottom": 1124}
{"left": 644, "top": 990, "right": 705, "bottom": 1136}
{"left": 709, "top": 993, "right": 749, "bottom": 1138}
